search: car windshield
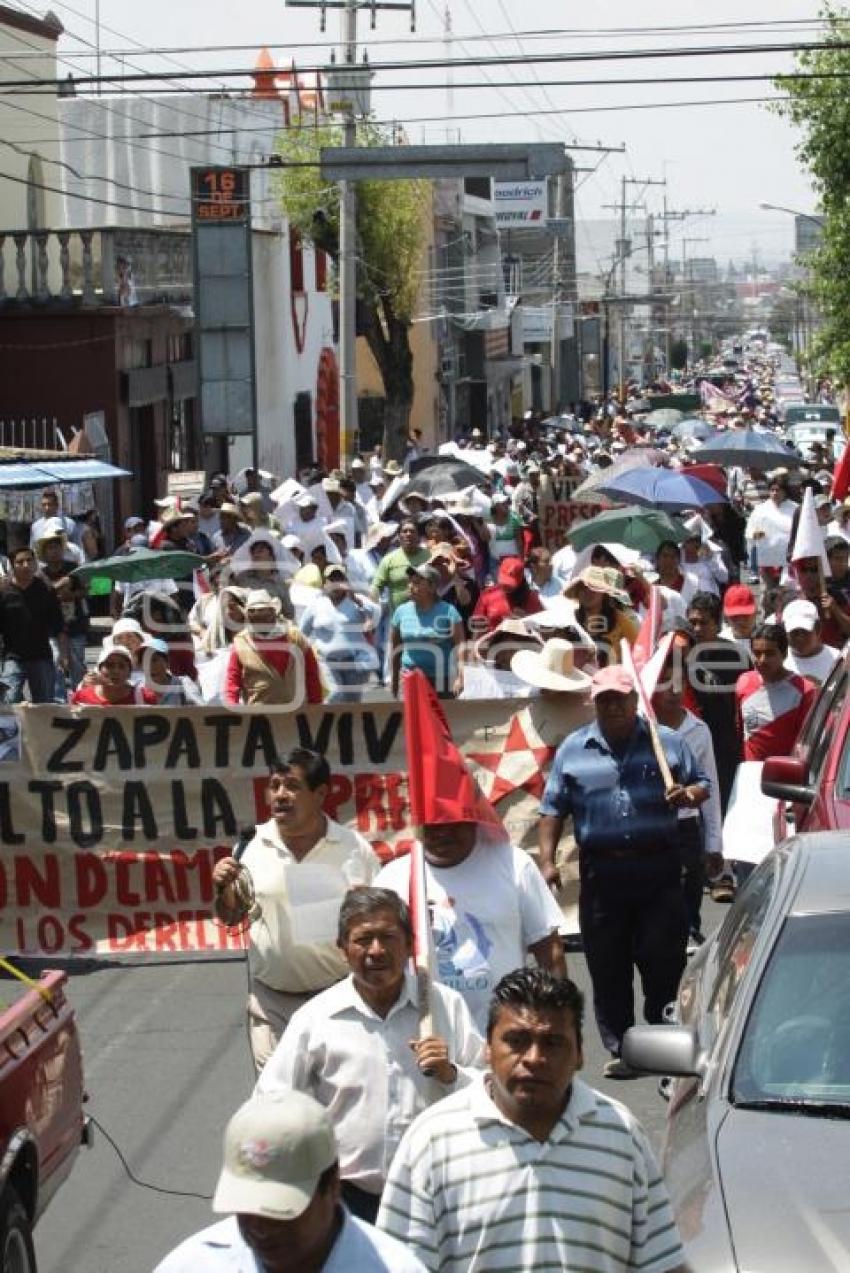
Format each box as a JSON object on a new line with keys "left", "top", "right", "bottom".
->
{"left": 732, "top": 913, "right": 850, "bottom": 1112}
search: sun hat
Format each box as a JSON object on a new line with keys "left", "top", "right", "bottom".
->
{"left": 564, "top": 566, "right": 631, "bottom": 608}
{"left": 212, "top": 1091, "right": 337, "bottom": 1222}
{"left": 160, "top": 507, "right": 192, "bottom": 527}
{"left": 781, "top": 599, "right": 819, "bottom": 633}
{"left": 294, "top": 492, "right": 319, "bottom": 509}
{"left": 112, "top": 617, "right": 145, "bottom": 639}
{"left": 218, "top": 502, "right": 243, "bottom": 518}
{"left": 124, "top": 516, "right": 145, "bottom": 530}
{"left": 323, "top": 563, "right": 347, "bottom": 580}
{"left": 365, "top": 520, "right": 398, "bottom": 549}
{"left": 141, "top": 636, "right": 170, "bottom": 657}
{"left": 511, "top": 639, "right": 593, "bottom": 693}
{"left": 322, "top": 477, "right": 341, "bottom": 494}
{"left": 473, "top": 617, "right": 541, "bottom": 659}
{"left": 368, "top": 473, "right": 386, "bottom": 488}
{"left": 406, "top": 563, "right": 441, "bottom": 585}
{"left": 97, "top": 644, "right": 132, "bottom": 668}
{"left": 490, "top": 491, "right": 511, "bottom": 505}
{"left": 36, "top": 516, "right": 68, "bottom": 541}
{"left": 590, "top": 664, "right": 636, "bottom": 698}
{"left": 244, "top": 588, "right": 281, "bottom": 613}
{"left": 722, "top": 584, "right": 757, "bottom": 617}
{"left": 384, "top": 459, "right": 403, "bottom": 476}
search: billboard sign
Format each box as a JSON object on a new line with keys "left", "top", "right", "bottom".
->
{"left": 494, "top": 179, "right": 548, "bottom": 227}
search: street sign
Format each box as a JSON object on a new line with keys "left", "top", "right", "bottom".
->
{"left": 192, "top": 166, "right": 250, "bottom": 222}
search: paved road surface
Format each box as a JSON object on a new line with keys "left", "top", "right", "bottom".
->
{"left": 28, "top": 898, "right": 726, "bottom": 1273}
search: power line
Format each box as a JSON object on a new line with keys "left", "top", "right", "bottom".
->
{"left": 0, "top": 36, "right": 846, "bottom": 90}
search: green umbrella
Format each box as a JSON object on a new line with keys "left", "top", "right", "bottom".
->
{"left": 567, "top": 505, "right": 688, "bottom": 554}
{"left": 72, "top": 546, "right": 206, "bottom": 584}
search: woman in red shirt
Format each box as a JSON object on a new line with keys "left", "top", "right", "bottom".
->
{"left": 71, "top": 645, "right": 159, "bottom": 706}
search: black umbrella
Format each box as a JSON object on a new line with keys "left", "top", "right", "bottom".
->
{"left": 404, "top": 456, "right": 490, "bottom": 499}
{"left": 693, "top": 429, "right": 805, "bottom": 471}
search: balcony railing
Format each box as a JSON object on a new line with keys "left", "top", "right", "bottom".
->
{"left": 0, "top": 226, "right": 193, "bottom": 307}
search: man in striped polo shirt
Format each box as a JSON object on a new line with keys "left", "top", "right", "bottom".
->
{"left": 378, "top": 968, "right": 687, "bottom": 1273}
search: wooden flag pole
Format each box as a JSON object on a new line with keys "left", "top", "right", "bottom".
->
{"left": 621, "top": 639, "right": 675, "bottom": 792}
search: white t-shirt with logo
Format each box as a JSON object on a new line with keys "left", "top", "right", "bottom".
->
{"left": 375, "top": 838, "right": 563, "bottom": 1029}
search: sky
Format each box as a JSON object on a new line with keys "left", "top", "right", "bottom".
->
{"left": 41, "top": 0, "right": 826, "bottom": 266}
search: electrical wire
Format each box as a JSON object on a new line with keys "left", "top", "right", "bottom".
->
{"left": 0, "top": 36, "right": 847, "bottom": 90}
{"left": 88, "top": 1113, "right": 213, "bottom": 1201}
{"left": 0, "top": 18, "right": 840, "bottom": 61}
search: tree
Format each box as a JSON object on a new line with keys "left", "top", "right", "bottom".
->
{"left": 273, "top": 122, "right": 429, "bottom": 460}
{"left": 773, "top": 6, "right": 850, "bottom": 383}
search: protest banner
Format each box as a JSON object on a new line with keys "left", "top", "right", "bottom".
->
{"left": 537, "top": 475, "right": 599, "bottom": 551}
{"left": 0, "top": 696, "right": 589, "bottom": 960}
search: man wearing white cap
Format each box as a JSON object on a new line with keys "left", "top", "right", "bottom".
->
{"left": 153, "top": 1090, "right": 425, "bottom": 1272}
{"left": 284, "top": 492, "right": 330, "bottom": 556}
{"left": 782, "top": 598, "right": 840, "bottom": 686}
{"left": 538, "top": 664, "right": 709, "bottom": 1077}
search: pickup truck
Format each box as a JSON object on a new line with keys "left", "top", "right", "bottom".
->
{"left": 0, "top": 970, "right": 88, "bottom": 1273}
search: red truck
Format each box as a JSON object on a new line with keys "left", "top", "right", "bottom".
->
{"left": 0, "top": 970, "right": 88, "bottom": 1272}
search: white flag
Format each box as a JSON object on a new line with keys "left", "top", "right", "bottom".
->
{"left": 789, "top": 486, "right": 830, "bottom": 576}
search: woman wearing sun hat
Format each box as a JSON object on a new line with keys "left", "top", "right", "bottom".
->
{"left": 563, "top": 566, "right": 639, "bottom": 667}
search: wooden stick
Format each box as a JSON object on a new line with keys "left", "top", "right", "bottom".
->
{"left": 621, "top": 638, "right": 675, "bottom": 792}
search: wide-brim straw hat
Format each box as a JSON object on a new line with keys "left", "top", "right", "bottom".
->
{"left": 511, "top": 639, "right": 593, "bottom": 693}
{"left": 564, "top": 565, "right": 631, "bottom": 608}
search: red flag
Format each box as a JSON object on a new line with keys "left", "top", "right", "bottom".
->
{"left": 632, "top": 584, "right": 662, "bottom": 671}
{"left": 402, "top": 670, "right": 503, "bottom": 829}
{"left": 832, "top": 446, "right": 850, "bottom": 502}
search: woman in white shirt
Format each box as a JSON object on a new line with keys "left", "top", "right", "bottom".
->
{"left": 746, "top": 476, "right": 797, "bottom": 586}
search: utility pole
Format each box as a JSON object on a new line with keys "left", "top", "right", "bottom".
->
{"left": 682, "top": 235, "right": 709, "bottom": 367}
{"left": 659, "top": 201, "right": 715, "bottom": 374}
{"left": 286, "top": 0, "right": 414, "bottom": 462}
{"left": 604, "top": 176, "right": 665, "bottom": 399}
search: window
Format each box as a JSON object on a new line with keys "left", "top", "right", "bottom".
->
{"left": 290, "top": 227, "right": 305, "bottom": 294}
{"left": 733, "top": 913, "right": 850, "bottom": 1105}
{"left": 315, "top": 248, "right": 328, "bottom": 293}
{"left": 704, "top": 857, "right": 781, "bottom": 1048}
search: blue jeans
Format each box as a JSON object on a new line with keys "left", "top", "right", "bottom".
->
{"left": 0, "top": 655, "right": 56, "bottom": 704}
{"left": 51, "top": 634, "right": 88, "bottom": 700}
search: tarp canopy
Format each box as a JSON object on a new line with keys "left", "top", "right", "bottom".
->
{"left": 0, "top": 458, "right": 130, "bottom": 488}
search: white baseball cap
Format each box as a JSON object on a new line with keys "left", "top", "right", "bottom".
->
{"left": 212, "top": 1091, "right": 337, "bottom": 1221}
{"left": 781, "top": 599, "right": 819, "bottom": 633}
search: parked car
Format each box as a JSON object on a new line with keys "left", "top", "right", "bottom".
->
{"left": 0, "top": 970, "right": 89, "bottom": 1272}
{"left": 761, "top": 653, "right": 850, "bottom": 838}
{"left": 623, "top": 832, "right": 850, "bottom": 1272}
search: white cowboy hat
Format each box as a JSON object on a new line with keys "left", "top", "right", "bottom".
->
{"left": 511, "top": 639, "right": 593, "bottom": 693}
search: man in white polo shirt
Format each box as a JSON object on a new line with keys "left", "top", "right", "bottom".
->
{"left": 378, "top": 967, "right": 687, "bottom": 1273}
{"left": 213, "top": 748, "right": 379, "bottom": 1073}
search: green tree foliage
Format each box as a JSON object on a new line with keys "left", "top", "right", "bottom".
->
{"left": 273, "top": 122, "right": 429, "bottom": 459}
{"left": 773, "top": 5, "right": 850, "bottom": 381}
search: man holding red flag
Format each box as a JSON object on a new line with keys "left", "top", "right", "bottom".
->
{"left": 376, "top": 671, "right": 566, "bottom": 1030}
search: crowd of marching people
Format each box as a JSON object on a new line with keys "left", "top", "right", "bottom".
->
{"left": 5, "top": 336, "right": 847, "bottom": 1271}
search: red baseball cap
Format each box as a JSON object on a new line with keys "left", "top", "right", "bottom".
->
{"left": 497, "top": 557, "right": 525, "bottom": 589}
{"left": 722, "top": 584, "right": 756, "bottom": 618}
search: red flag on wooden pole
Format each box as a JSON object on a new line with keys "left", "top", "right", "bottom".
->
{"left": 832, "top": 445, "right": 850, "bottom": 503}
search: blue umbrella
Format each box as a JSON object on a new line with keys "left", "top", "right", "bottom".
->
{"left": 671, "top": 418, "right": 714, "bottom": 442}
{"left": 596, "top": 467, "right": 728, "bottom": 511}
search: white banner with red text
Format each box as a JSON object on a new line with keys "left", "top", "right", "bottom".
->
{"left": 0, "top": 699, "right": 589, "bottom": 959}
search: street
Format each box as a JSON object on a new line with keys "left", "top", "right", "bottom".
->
{"left": 28, "top": 898, "right": 725, "bottom": 1273}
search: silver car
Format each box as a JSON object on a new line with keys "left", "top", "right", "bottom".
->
{"left": 623, "top": 832, "right": 850, "bottom": 1272}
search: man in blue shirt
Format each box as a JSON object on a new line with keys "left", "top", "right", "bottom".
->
{"left": 539, "top": 664, "right": 709, "bottom": 1078}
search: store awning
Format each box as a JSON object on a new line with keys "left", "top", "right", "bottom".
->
{"left": 0, "top": 459, "right": 130, "bottom": 488}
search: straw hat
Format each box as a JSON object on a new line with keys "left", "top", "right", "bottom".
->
{"left": 365, "top": 520, "right": 398, "bottom": 550}
{"left": 564, "top": 566, "right": 631, "bottom": 608}
{"left": 474, "top": 617, "right": 541, "bottom": 661}
{"left": 511, "top": 639, "right": 593, "bottom": 693}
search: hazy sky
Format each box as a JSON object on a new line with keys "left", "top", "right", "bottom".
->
{"left": 48, "top": 0, "right": 824, "bottom": 263}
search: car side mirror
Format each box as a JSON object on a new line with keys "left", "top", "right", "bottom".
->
{"left": 622, "top": 1024, "right": 706, "bottom": 1077}
{"left": 761, "top": 756, "right": 814, "bottom": 806}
